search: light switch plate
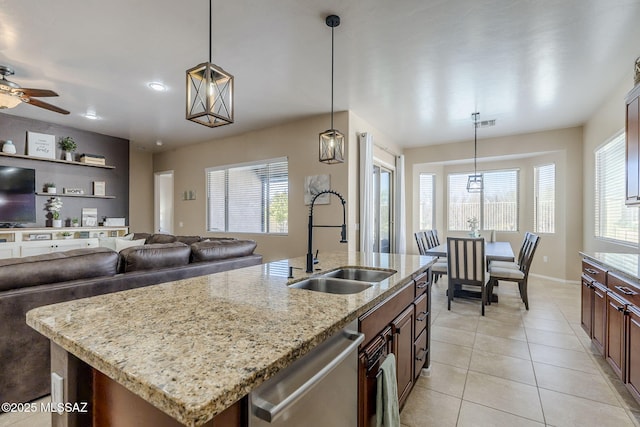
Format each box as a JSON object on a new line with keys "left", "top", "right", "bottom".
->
{"left": 51, "top": 372, "right": 64, "bottom": 407}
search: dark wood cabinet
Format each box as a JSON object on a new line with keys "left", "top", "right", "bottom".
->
{"left": 581, "top": 260, "right": 607, "bottom": 355}
{"left": 626, "top": 84, "right": 640, "bottom": 205}
{"left": 627, "top": 306, "right": 640, "bottom": 402}
{"left": 357, "top": 268, "right": 431, "bottom": 427}
{"left": 606, "top": 290, "right": 628, "bottom": 380}
{"left": 392, "top": 305, "right": 414, "bottom": 406}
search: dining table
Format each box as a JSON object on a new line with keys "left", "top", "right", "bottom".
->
{"left": 424, "top": 240, "right": 515, "bottom": 302}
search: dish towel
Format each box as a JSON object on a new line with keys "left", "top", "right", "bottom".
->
{"left": 376, "top": 353, "right": 400, "bottom": 427}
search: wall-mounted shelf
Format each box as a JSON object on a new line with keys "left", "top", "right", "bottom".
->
{"left": 0, "top": 152, "right": 115, "bottom": 169}
{"left": 35, "top": 192, "right": 116, "bottom": 199}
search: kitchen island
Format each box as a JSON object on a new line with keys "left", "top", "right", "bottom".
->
{"left": 26, "top": 251, "right": 434, "bottom": 427}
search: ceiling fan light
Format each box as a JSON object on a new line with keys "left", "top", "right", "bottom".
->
{"left": 319, "top": 129, "right": 345, "bottom": 164}
{"left": 0, "top": 92, "right": 22, "bottom": 109}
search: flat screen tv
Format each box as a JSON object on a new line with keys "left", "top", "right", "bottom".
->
{"left": 0, "top": 165, "right": 36, "bottom": 225}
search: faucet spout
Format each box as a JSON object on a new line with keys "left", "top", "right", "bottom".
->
{"left": 306, "top": 189, "right": 348, "bottom": 273}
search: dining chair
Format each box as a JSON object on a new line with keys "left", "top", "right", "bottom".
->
{"left": 414, "top": 232, "right": 427, "bottom": 255}
{"left": 487, "top": 233, "right": 540, "bottom": 310}
{"left": 446, "top": 237, "right": 487, "bottom": 315}
{"left": 425, "top": 229, "right": 446, "bottom": 283}
{"left": 490, "top": 231, "right": 531, "bottom": 270}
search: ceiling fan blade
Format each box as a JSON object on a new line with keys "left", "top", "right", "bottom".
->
{"left": 20, "top": 88, "right": 59, "bottom": 97}
{"left": 25, "top": 98, "right": 70, "bottom": 115}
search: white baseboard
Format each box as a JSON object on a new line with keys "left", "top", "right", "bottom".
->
{"left": 530, "top": 273, "right": 579, "bottom": 285}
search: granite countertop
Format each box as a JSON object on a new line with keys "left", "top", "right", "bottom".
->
{"left": 26, "top": 252, "right": 434, "bottom": 427}
{"left": 580, "top": 251, "right": 640, "bottom": 283}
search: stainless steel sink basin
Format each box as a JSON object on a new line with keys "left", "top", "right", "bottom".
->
{"left": 322, "top": 268, "right": 396, "bottom": 282}
{"left": 289, "top": 277, "right": 373, "bottom": 295}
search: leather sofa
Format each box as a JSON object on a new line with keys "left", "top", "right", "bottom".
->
{"left": 0, "top": 236, "right": 261, "bottom": 405}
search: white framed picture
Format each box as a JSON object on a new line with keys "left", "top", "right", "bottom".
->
{"left": 27, "top": 132, "right": 56, "bottom": 159}
{"left": 82, "top": 208, "right": 98, "bottom": 227}
{"left": 304, "top": 174, "right": 331, "bottom": 205}
{"left": 93, "top": 181, "right": 106, "bottom": 196}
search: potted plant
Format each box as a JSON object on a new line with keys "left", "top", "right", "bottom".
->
{"left": 71, "top": 217, "right": 80, "bottom": 227}
{"left": 47, "top": 197, "right": 63, "bottom": 228}
{"left": 44, "top": 182, "right": 57, "bottom": 194}
{"left": 61, "top": 231, "right": 73, "bottom": 239}
{"left": 59, "top": 136, "right": 77, "bottom": 162}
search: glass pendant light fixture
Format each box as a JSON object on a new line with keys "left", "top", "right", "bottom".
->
{"left": 319, "top": 15, "right": 344, "bottom": 164}
{"left": 186, "top": 0, "right": 234, "bottom": 128}
{"left": 467, "top": 112, "right": 483, "bottom": 192}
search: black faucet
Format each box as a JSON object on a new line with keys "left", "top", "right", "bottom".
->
{"left": 307, "top": 189, "right": 348, "bottom": 273}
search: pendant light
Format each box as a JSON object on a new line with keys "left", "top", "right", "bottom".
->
{"left": 186, "top": 0, "right": 234, "bottom": 127}
{"left": 467, "top": 112, "right": 483, "bottom": 192}
{"left": 319, "top": 15, "right": 345, "bottom": 164}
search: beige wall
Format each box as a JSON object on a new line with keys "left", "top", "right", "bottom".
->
{"left": 129, "top": 146, "right": 154, "bottom": 232}
{"left": 404, "top": 127, "right": 583, "bottom": 281}
{"left": 583, "top": 74, "right": 637, "bottom": 254}
{"left": 152, "top": 112, "right": 352, "bottom": 263}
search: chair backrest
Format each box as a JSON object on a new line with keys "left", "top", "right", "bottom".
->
{"left": 414, "top": 232, "right": 427, "bottom": 255}
{"left": 424, "top": 230, "right": 435, "bottom": 249}
{"left": 431, "top": 229, "right": 441, "bottom": 246}
{"left": 516, "top": 232, "right": 532, "bottom": 266}
{"left": 519, "top": 233, "right": 541, "bottom": 275}
{"left": 447, "top": 237, "right": 486, "bottom": 285}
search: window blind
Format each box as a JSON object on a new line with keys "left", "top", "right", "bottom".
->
{"left": 206, "top": 158, "right": 288, "bottom": 234}
{"left": 448, "top": 170, "right": 518, "bottom": 231}
{"left": 419, "top": 173, "right": 434, "bottom": 230}
{"left": 595, "top": 133, "right": 638, "bottom": 245}
{"left": 534, "top": 164, "right": 555, "bottom": 234}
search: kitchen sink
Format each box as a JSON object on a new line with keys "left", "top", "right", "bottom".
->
{"left": 322, "top": 268, "right": 396, "bottom": 282}
{"left": 289, "top": 277, "right": 373, "bottom": 295}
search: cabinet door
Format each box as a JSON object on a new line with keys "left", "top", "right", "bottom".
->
{"left": 581, "top": 277, "right": 593, "bottom": 336}
{"left": 392, "top": 306, "right": 414, "bottom": 407}
{"left": 606, "top": 291, "right": 627, "bottom": 380}
{"left": 21, "top": 241, "right": 56, "bottom": 257}
{"left": 592, "top": 282, "right": 607, "bottom": 355}
{"left": 627, "top": 95, "right": 640, "bottom": 204}
{"left": 627, "top": 307, "right": 640, "bottom": 402}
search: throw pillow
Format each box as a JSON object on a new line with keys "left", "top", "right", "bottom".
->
{"left": 98, "top": 237, "right": 117, "bottom": 251}
{"left": 115, "top": 238, "right": 146, "bottom": 252}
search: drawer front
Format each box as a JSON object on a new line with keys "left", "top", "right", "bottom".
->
{"left": 414, "top": 329, "right": 428, "bottom": 380}
{"left": 583, "top": 260, "right": 606, "bottom": 285}
{"left": 414, "top": 293, "right": 428, "bottom": 335}
{"left": 414, "top": 271, "right": 430, "bottom": 298}
{"left": 608, "top": 272, "right": 640, "bottom": 307}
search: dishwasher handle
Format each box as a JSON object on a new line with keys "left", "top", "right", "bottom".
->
{"left": 252, "top": 330, "right": 364, "bottom": 423}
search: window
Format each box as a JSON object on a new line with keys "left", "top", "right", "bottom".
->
{"left": 418, "top": 173, "right": 434, "bottom": 230}
{"left": 534, "top": 164, "right": 555, "bottom": 233}
{"left": 448, "top": 170, "right": 518, "bottom": 231}
{"left": 595, "top": 133, "right": 638, "bottom": 245}
{"left": 206, "top": 157, "right": 288, "bottom": 233}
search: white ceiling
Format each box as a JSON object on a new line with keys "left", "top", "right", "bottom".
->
{"left": 1, "top": 0, "right": 639, "bottom": 152}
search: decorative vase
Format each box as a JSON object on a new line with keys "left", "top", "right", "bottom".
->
{"left": 2, "top": 140, "right": 16, "bottom": 154}
{"left": 47, "top": 187, "right": 57, "bottom": 194}
{"left": 65, "top": 151, "right": 73, "bottom": 161}
{"left": 52, "top": 219, "right": 62, "bottom": 228}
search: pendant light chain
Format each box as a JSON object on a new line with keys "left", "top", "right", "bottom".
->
{"left": 209, "top": 0, "right": 212, "bottom": 63}
{"left": 330, "top": 23, "right": 335, "bottom": 131}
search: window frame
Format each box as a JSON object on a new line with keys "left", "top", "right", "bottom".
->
{"left": 205, "top": 157, "right": 289, "bottom": 235}
{"left": 418, "top": 173, "right": 435, "bottom": 230}
{"left": 533, "top": 163, "right": 556, "bottom": 234}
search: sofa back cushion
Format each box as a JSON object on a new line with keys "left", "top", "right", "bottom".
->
{"left": 175, "top": 235, "right": 202, "bottom": 245}
{"left": 0, "top": 248, "right": 119, "bottom": 292}
{"left": 190, "top": 239, "right": 257, "bottom": 262}
{"left": 119, "top": 242, "right": 190, "bottom": 273}
{"left": 145, "top": 233, "right": 177, "bottom": 244}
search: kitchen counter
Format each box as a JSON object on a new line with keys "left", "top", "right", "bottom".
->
{"left": 26, "top": 252, "right": 434, "bottom": 427}
{"left": 580, "top": 251, "right": 640, "bottom": 283}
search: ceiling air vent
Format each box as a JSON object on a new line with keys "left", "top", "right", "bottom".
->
{"left": 477, "top": 119, "right": 496, "bottom": 128}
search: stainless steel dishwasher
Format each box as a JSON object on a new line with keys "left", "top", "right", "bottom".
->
{"left": 249, "top": 320, "right": 364, "bottom": 427}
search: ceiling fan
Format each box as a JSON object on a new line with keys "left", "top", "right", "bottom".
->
{"left": 0, "top": 65, "right": 69, "bottom": 115}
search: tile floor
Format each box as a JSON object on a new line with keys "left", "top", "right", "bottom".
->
{"left": 2, "top": 276, "right": 639, "bottom": 426}
{"left": 400, "top": 276, "right": 640, "bottom": 427}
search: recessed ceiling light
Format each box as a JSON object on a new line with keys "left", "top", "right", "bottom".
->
{"left": 83, "top": 112, "right": 99, "bottom": 120}
{"left": 148, "top": 82, "right": 167, "bottom": 92}
{"left": 155, "top": 140, "right": 163, "bottom": 146}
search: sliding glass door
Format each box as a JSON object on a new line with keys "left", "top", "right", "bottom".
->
{"left": 373, "top": 164, "right": 393, "bottom": 253}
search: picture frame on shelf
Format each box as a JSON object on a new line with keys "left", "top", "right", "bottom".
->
{"left": 93, "top": 181, "right": 106, "bottom": 196}
{"left": 82, "top": 208, "right": 98, "bottom": 227}
{"left": 27, "top": 132, "right": 56, "bottom": 159}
